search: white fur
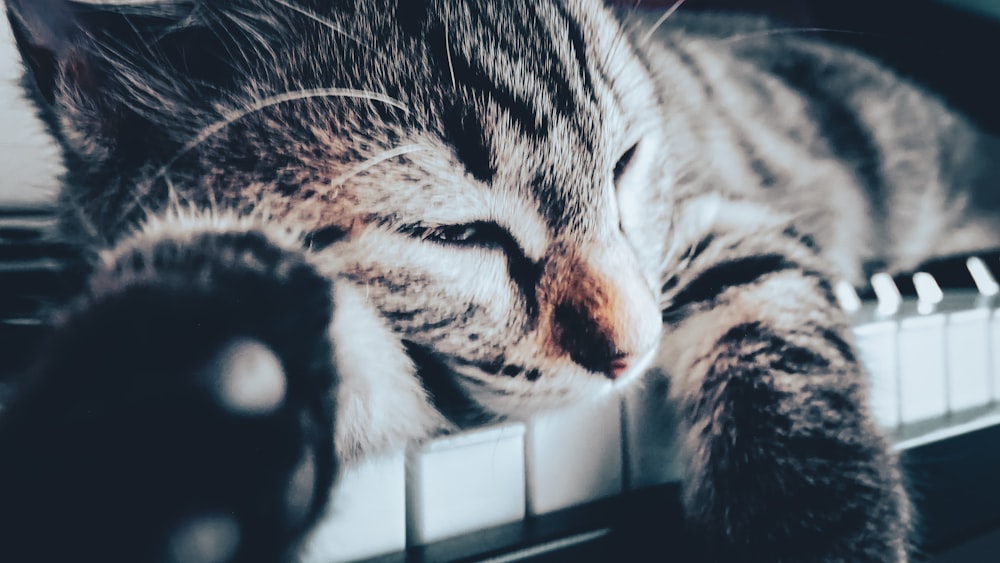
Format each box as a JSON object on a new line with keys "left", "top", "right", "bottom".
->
{"left": 329, "top": 283, "right": 453, "bottom": 465}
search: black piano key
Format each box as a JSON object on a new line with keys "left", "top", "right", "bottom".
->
{"left": 856, "top": 287, "right": 877, "bottom": 302}
{"left": 891, "top": 272, "right": 918, "bottom": 298}
{"left": 0, "top": 241, "right": 81, "bottom": 263}
{"left": 0, "top": 294, "right": 56, "bottom": 319}
{"left": 915, "top": 255, "right": 978, "bottom": 291}
{"left": 0, "top": 226, "right": 43, "bottom": 242}
{"left": 0, "top": 266, "right": 87, "bottom": 301}
{"left": 0, "top": 206, "right": 58, "bottom": 218}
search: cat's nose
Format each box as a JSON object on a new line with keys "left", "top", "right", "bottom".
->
{"left": 539, "top": 243, "right": 661, "bottom": 381}
{"left": 552, "top": 302, "right": 635, "bottom": 380}
{"left": 607, "top": 356, "right": 631, "bottom": 380}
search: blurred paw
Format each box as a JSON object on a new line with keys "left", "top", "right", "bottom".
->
{"left": 0, "top": 220, "right": 339, "bottom": 562}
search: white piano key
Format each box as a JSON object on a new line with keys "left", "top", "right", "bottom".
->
{"left": 945, "top": 306, "right": 992, "bottom": 412}
{"left": 968, "top": 257, "right": 1000, "bottom": 296}
{"left": 914, "top": 272, "right": 944, "bottom": 305}
{"left": 524, "top": 397, "right": 623, "bottom": 515}
{"left": 871, "top": 272, "right": 902, "bottom": 316}
{"left": 622, "top": 375, "right": 684, "bottom": 489}
{"left": 297, "top": 449, "right": 407, "bottom": 563}
{"left": 406, "top": 423, "right": 526, "bottom": 545}
{"left": 834, "top": 279, "right": 862, "bottom": 314}
{"left": 897, "top": 312, "right": 949, "bottom": 424}
{"left": 853, "top": 320, "right": 900, "bottom": 429}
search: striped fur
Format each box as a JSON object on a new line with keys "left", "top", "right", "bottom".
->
{"left": 5, "top": 0, "right": 999, "bottom": 560}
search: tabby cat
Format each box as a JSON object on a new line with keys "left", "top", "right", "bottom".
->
{"left": 2, "top": 0, "right": 998, "bottom": 561}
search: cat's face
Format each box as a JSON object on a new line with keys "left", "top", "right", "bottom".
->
{"left": 10, "top": 0, "right": 669, "bottom": 416}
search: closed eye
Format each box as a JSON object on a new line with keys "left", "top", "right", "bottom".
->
{"left": 401, "top": 220, "right": 543, "bottom": 312}
{"left": 613, "top": 142, "right": 639, "bottom": 184}
{"left": 305, "top": 225, "right": 349, "bottom": 250}
{"left": 401, "top": 221, "right": 513, "bottom": 249}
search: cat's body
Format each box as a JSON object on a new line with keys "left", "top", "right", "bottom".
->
{"left": 2, "top": 0, "right": 997, "bottom": 561}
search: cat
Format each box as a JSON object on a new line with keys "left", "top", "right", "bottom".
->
{"left": 3, "top": 0, "right": 998, "bottom": 561}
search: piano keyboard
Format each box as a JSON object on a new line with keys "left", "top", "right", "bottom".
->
{"left": 2, "top": 209, "right": 1000, "bottom": 562}
{"left": 0, "top": 207, "right": 87, "bottom": 384}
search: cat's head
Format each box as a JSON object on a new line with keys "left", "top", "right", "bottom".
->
{"left": 7, "top": 0, "right": 671, "bottom": 417}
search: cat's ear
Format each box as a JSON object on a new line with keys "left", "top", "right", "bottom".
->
{"left": 5, "top": 0, "right": 126, "bottom": 160}
{"left": 5, "top": 0, "right": 226, "bottom": 163}
{"left": 6, "top": 0, "right": 90, "bottom": 104}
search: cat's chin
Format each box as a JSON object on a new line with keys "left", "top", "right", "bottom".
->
{"left": 447, "top": 346, "right": 658, "bottom": 420}
{"left": 612, "top": 346, "right": 659, "bottom": 388}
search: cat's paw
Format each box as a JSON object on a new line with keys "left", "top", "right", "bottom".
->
{"left": 0, "top": 219, "right": 339, "bottom": 563}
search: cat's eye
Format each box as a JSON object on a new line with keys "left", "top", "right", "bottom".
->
{"left": 304, "top": 225, "right": 349, "bottom": 250}
{"left": 405, "top": 221, "right": 511, "bottom": 249}
{"left": 613, "top": 143, "right": 639, "bottom": 184}
{"left": 428, "top": 224, "right": 480, "bottom": 244}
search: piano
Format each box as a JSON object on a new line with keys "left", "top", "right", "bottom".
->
{"left": 3, "top": 1, "right": 1000, "bottom": 562}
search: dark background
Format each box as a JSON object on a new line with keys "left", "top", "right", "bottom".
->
{"left": 617, "top": 0, "right": 1000, "bottom": 135}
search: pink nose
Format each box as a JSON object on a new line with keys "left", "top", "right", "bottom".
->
{"left": 606, "top": 357, "right": 631, "bottom": 380}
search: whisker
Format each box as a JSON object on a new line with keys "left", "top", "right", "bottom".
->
{"left": 151, "top": 88, "right": 409, "bottom": 183}
{"left": 330, "top": 144, "right": 428, "bottom": 187}
{"left": 270, "top": 0, "right": 368, "bottom": 48}
{"left": 164, "top": 174, "right": 182, "bottom": 212}
{"left": 639, "top": 0, "right": 687, "bottom": 45}
{"left": 718, "top": 27, "right": 874, "bottom": 45}
{"left": 208, "top": 7, "right": 280, "bottom": 70}
{"left": 120, "top": 183, "right": 161, "bottom": 235}
{"left": 617, "top": 0, "right": 646, "bottom": 31}
{"left": 65, "top": 196, "right": 101, "bottom": 244}
{"left": 444, "top": 20, "right": 457, "bottom": 91}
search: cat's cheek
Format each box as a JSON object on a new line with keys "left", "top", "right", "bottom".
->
{"left": 449, "top": 351, "right": 626, "bottom": 418}
{"left": 318, "top": 234, "right": 528, "bottom": 356}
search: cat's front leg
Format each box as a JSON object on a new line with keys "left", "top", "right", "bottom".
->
{"left": 657, "top": 216, "right": 910, "bottom": 562}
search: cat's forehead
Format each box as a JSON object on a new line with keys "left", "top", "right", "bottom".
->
{"left": 273, "top": 0, "right": 623, "bottom": 141}
{"left": 266, "top": 0, "right": 629, "bottom": 217}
